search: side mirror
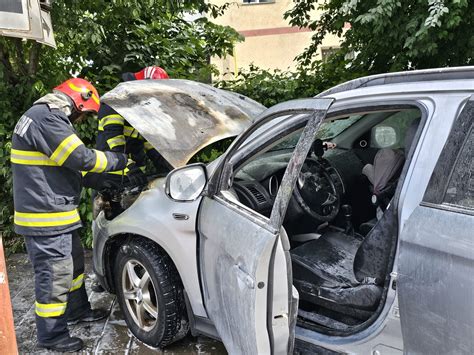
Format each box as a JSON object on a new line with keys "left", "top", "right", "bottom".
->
{"left": 166, "top": 163, "right": 207, "bottom": 201}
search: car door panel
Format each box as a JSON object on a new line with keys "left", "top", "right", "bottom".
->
{"left": 198, "top": 195, "right": 279, "bottom": 355}
{"left": 197, "top": 99, "right": 334, "bottom": 354}
{"left": 268, "top": 230, "right": 291, "bottom": 355}
{"left": 398, "top": 206, "right": 474, "bottom": 354}
{"left": 398, "top": 97, "right": 474, "bottom": 354}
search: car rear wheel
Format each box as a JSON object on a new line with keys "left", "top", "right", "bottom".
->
{"left": 114, "top": 238, "right": 188, "bottom": 347}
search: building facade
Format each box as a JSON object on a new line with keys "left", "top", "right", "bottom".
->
{"left": 210, "top": 0, "right": 344, "bottom": 80}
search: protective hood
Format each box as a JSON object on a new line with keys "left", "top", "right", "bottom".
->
{"left": 34, "top": 92, "right": 73, "bottom": 117}
{"left": 101, "top": 79, "right": 266, "bottom": 168}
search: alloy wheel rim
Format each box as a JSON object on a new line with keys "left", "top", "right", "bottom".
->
{"left": 121, "top": 259, "right": 158, "bottom": 331}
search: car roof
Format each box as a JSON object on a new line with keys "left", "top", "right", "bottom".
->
{"left": 317, "top": 66, "right": 474, "bottom": 98}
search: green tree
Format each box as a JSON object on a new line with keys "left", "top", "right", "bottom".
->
{"left": 0, "top": 0, "right": 241, "bottom": 251}
{"left": 218, "top": 58, "right": 363, "bottom": 107}
{"left": 285, "top": 0, "right": 473, "bottom": 72}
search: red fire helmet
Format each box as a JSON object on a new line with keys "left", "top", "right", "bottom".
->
{"left": 54, "top": 78, "right": 100, "bottom": 113}
{"left": 134, "top": 66, "right": 169, "bottom": 80}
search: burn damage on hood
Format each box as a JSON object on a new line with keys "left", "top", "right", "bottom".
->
{"left": 101, "top": 79, "right": 266, "bottom": 168}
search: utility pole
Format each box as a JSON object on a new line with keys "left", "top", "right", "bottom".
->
{"left": 0, "top": 229, "right": 18, "bottom": 355}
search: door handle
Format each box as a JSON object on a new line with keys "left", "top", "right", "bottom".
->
{"left": 172, "top": 213, "right": 189, "bottom": 221}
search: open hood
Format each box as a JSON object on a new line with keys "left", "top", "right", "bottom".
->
{"left": 101, "top": 79, "right": 266, "bottom": 168}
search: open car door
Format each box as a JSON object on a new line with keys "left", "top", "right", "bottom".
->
{"left": 197, "top": 99, "right": 334, "bottom": 354}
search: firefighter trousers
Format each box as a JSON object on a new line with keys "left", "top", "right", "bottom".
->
{"left": 24, "top": 230, "right": 91, "bottom": 345}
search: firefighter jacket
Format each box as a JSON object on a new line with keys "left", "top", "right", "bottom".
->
{"left": 11, "top": 103, "right": 128, "bottom": 236}
{"left": 95, "top": 103, "right": 171, "bottom": 175}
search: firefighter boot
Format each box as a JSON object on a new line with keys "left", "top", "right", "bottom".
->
{"left": 38, "top": 336, "right": 84, "bottom": 352}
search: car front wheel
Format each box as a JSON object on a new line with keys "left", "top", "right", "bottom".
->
{"left": 114, "top": 238, "right": 188, "bottom": 347}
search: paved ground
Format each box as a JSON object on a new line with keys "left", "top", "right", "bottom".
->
{"left": 7, "top": 251, "right": 227, "bottom": 354}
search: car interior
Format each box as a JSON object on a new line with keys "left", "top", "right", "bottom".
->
{"left": 228, "top": 107, "right": 422, "bottom": 335}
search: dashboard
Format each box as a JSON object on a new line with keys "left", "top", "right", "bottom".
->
{"left": 232, "top": 148, "right": 362, "bottom": 217}
{"left": 233, "top": 174, "right": 281, "bottom": 217}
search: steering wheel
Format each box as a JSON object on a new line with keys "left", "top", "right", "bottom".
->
{"left": 293, "top": 158, "right": 340, "bottom": 222}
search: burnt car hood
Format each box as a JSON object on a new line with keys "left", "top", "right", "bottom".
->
{"left": 101, "top": 79, "right": 266, "bottom": 168}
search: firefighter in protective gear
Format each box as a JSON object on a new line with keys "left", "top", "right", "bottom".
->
{"left": 11, "top": 78, "right": 129, "bottom": 352}
{"left": 83, "top": 66, "right": 172, "bottom": 191}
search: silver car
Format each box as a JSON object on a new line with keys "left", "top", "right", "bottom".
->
{"left": 93, "top": 68, "right": 474, "bottom": 354}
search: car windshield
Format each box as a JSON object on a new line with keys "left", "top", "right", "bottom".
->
{"left": 270, "top": 114, "right": 363, "bottom": 151}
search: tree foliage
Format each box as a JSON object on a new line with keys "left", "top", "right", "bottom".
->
{"left": 0, "top": 0, "right": 241, "bottom": 251}
{"left": 285, "top": 0, "right": 473, "bottom": 72}
{"left": 218, "top": 58, "right": 363, "bottom": 107}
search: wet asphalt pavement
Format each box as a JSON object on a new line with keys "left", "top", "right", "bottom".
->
{"left": 7, "top": 251, "right": 227, "bottom": 354}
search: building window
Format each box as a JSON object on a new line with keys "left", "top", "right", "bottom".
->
{"left": 321, "top": 47, "right": 341, "bottom": 62}
{"left": 242, "top": 0, "right": 274, "bottom": 4}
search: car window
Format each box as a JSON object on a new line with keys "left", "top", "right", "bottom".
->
{"left": 443, "top": 126, "right": 473, "bottom": 210}
{"left": 370, "top": 109, "right": 421, "bottom": 149}
{"left": 269, "top": 114, "right": 361, "bottom": 151}
{"left": 316, "top": 114, "right": 363, "bottom": 140}
{"left": 231, "top": 126, "right": 304, "bottom": 217}
{"left": 423, "top": 98, "right": 474, "bottom": 213}
{"left": 268, "top": 129, "right": 301, "bottom": 152}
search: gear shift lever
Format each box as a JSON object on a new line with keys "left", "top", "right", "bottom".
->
{"left": 341, "top": 204, "right": 353, "bottom": 236}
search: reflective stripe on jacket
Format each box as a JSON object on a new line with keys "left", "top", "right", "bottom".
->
{"left": 95, "top": 103, "right": 171, "bottom": 176}
{"left": 11, "top": 103, "right": 128, "bottom": 236}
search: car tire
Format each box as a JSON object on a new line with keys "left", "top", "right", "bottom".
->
{"left": 114, "top": 238, "right": 188, "bottom": 347}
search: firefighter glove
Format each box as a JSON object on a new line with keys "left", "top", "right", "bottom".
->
{"left": 127, "top": 162, "right": 147, "bottom": 187}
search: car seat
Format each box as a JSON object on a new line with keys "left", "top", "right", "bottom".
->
{"left": 359, "top": 118, "right": 421, "bottom": 235}
{"left": 290, "top": 119, "right": 421, "bottom": 322}
{"left": 291, "top": 204, "right": 397, "bottom": 321}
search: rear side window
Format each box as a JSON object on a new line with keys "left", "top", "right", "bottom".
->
{"left": 444, "top": 127, "right": 473, "bottom": 209}
{"left": 424, "top": 97, "right": 474, "bottom": 213}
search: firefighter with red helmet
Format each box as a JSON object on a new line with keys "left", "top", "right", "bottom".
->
{"left": 84, "top": 66, "right": 172, "bottom": 192}
{"left": 11, "top": 78, "right": 129, "bottom": 352}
